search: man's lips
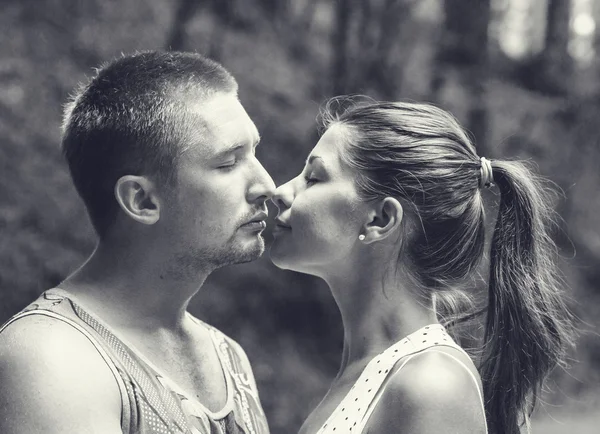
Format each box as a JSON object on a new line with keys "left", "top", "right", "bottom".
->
{"left": 241, "top": 212, "right": 268, "bottom": 229}
{"left": 242, "top": 220, "right": 267, "bottom": 229}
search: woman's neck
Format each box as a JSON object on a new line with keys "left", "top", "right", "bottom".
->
{"left": 324, "top": 264, "right": 438, "bottom": 376}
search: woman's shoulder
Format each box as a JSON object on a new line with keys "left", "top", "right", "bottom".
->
{"left": 365, "top": 349, "right": 487, "bottom": 434}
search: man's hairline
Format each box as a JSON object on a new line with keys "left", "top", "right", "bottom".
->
{"left": 173, "top": 88, "right": 245, "bottom": 157}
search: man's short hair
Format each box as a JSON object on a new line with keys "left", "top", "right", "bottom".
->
{"left": 61, "top": 51, "right": 238, "bottom": 237}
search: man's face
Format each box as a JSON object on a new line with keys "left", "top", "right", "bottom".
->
{"left": 161, "top": 92, "right": 275, "bottom": 278}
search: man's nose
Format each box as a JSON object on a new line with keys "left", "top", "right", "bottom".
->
{"left": 247, "top": 160, "right": 276, "bottom": 203}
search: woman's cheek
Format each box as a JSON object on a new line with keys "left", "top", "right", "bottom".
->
{"left": 307, "top": 204, "right": 345, "bottom": 250}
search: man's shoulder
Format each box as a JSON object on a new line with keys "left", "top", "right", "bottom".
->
{"left": 0, "top": 313, "right": 118, "bottom": 384}
{"left": 0, "top": 315, "right": 123, "bottom": 433}
{"left": 1, "top": 313, "right": 69, "bottom": 353}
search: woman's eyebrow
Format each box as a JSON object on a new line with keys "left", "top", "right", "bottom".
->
{"left": 306, "top": 155, "right": 326, "bottom": 167}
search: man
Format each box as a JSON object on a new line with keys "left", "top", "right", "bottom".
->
{"left": 0, "top": 51, "right": 274, "bottom": 434}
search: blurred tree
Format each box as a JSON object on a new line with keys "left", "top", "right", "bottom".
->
{"left": 330, "top": 0, "right": 418, "bottom": 97}
{"left": 331, "top": 0, "right": 352, "bottom": 95}
{"left": 540, "top": 0, "right": 573, "bottom": 94}
{"left": 431, "top": 0, "right": 491, "bottom": 154}
{"left": 166, "top": 0, "right": 203, "bottom": 51}
{"left": 511, "top": 0, "right": 573, "bottom": 95}
{"left": 291, "top": 0, "right": 320, "bottom": 34}
{"left": 525, "top": 0, "right": 573, "bottom": 95}
{"left": 357, "top": 0, "right": 415, "bottom": 96}
{"left": 255, "top": 0, "right": 290, "bottom": 25}
{"left": 594, "top": 0, "right": 600, "bottom": 63}
{"left": 1, "top": 1, "right": 599, "bottom": 432}
{"left": 166, "top": 0, "right": 240, "bottom": 58}
{"left": 283, "top": 0, "right": 321, "bottom": 61}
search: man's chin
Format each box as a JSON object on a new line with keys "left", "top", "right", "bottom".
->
{"left": 235, "top": 246, "right": 264, "bottom": 264}
{"left": 223, "top": 236, "right": 265, "bottom": 266}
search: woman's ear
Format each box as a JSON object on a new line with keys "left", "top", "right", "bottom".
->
{"left": 360, "top": 197, "right": 403, "bottom": 244}
{"left": 114, "top": 175, "right": 160, "bottom": 225}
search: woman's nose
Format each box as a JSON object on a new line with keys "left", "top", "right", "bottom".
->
{"left": 272, "top": 180, "right": 294, "bottom": 211}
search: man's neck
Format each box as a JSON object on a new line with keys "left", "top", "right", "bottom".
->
{"left": 59, "top": 241, "right": 211, "bottom": 332}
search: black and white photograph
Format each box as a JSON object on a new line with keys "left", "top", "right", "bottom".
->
{"left": 1, "top": 1, "right": 598, "bottom": 433}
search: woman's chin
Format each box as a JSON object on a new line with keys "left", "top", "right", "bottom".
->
{"left": 269, "top": 242, "right": 309, "bottom": 273}
{"left": 268, "top": 243, "right": 291, "bottom": 270}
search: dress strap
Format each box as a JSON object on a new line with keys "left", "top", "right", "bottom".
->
{"left": 317, "top": 324, "right": 450, "bottom": 434}
{"left": 409, "top": 349, "right": 488, "bottom": 434}
{"left": 424, "top": 350, "right": 484, "bottom": 408}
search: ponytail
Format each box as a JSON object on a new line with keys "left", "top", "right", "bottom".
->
{"left": 480, "top": 160, "right": 574, "bottom": 434}
{"left": 321, "top": 98, "right": 575, "bottom": 432}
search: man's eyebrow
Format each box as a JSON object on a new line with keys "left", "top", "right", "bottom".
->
{"left": 212, "top": 144, "right": 244, "bottom": 160}
{"left": 213, "top": 137, "right": 260, "bottom": 160}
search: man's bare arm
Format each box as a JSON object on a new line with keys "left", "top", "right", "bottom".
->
{"left": 0, "top": 315, "right": 123, "bottom": 434}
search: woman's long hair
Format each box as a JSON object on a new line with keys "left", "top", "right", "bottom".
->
{"left": 321, "top": 97, "right": 575, "bottom": 434}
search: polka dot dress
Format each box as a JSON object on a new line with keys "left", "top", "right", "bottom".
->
{"left": 316, "top": 324, "right": 466, "bottom": 434}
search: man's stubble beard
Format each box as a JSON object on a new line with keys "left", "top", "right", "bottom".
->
{"left": 166, "top": 233, "right": 265, "bottom": 281}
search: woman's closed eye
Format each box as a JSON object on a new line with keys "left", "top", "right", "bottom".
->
{"left": 304, "top": 175, "right": 319, "bottom": 186}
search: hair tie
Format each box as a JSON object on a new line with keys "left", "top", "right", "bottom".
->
{"left": 480, "top": 157, "right": 494, "bottom": 189}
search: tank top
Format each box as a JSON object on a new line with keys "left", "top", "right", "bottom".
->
{"left": 316, "top": 324, "right": 488, "bottom": 434}
{"left": 0, "top": 288, "right": 270, "bottom": 434}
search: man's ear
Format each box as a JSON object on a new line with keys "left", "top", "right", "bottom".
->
{"left": 114, "top": 175, "right": 160, "bottom": 225}
{"left": 360, "top": 197, "right": 403, "bottom": 244}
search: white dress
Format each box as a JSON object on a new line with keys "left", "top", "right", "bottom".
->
{"left": 316, "top": 324, "right": 487, "bottom": 434}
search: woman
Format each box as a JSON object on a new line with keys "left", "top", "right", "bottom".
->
{"left": 270, "top": 99, "right": 574, "bottom": 434}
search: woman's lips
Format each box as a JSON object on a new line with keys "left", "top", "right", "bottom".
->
{"left": 272, "top": 223, "right": 291, "bottom": 235}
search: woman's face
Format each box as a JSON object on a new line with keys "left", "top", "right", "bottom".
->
{"left": 270, "top": 124, "right": 367, "bottom": 275}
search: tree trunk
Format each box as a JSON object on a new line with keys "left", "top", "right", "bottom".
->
{"left": 432, "top": 0, "right": 491, "bottom": 155}
{"left": 166, "top": 0, "right": 202, "bottom": 51}
{"left": 284, "top": 0, "right": 320, "bottom": 61}
{"left": 593, "top": 0, "right": 600, "bottom": 65}
{"left": 331, "top": 0, "right": 352, "bottom": 95}
{"left": 540, "top": 0, "right": 572, "bottom": 95}
{"left": 369, "top": 0, "right": 413, "bottom": 97}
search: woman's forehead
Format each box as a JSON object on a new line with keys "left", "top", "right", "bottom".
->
{"left": 310, "top": 124, "right": 359, "bottom": 177}
{"left": 314, "top": 124, "right": 352, "bottom": 156}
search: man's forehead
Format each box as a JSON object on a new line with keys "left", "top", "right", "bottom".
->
{"left": 185, "top": 93, "right": 241, "bottom": 120}
{"left": 182, "top": 93, "right": 259, "bottom": 155}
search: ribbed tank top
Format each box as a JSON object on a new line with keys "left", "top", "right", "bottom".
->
{"left": 0, "top": 289, "right": 270, "bottom": 434}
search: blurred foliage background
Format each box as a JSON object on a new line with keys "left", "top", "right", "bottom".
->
{"left": 1, "top": 0, "right": 600, "bottom": 432}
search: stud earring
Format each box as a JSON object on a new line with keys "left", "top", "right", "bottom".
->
{"left": 358, "top": 234, "right": 365, "bottom": 241}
